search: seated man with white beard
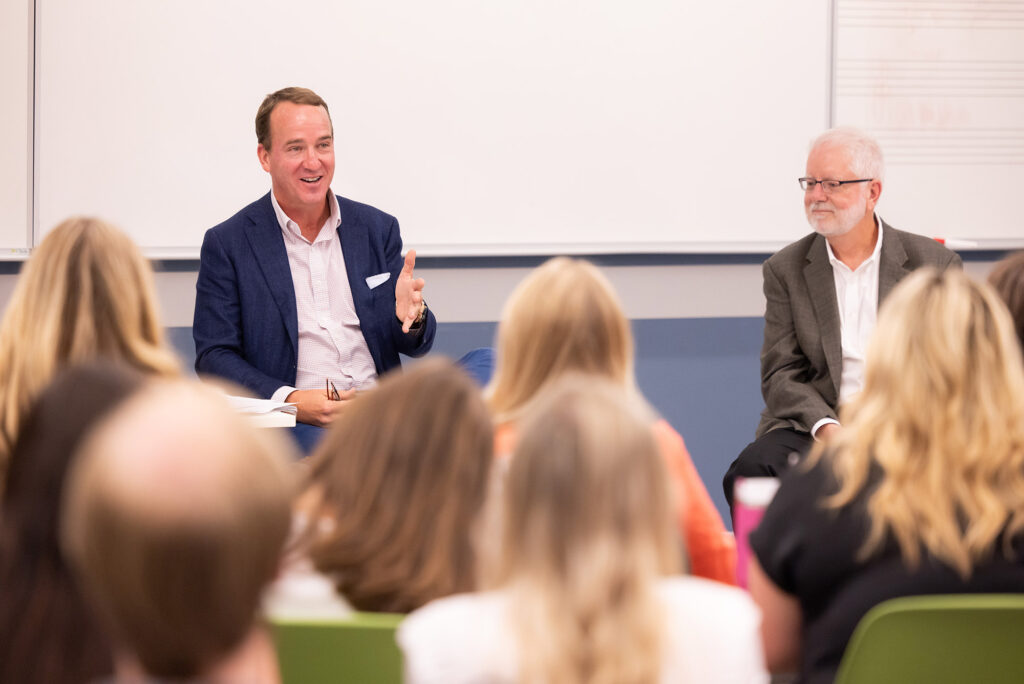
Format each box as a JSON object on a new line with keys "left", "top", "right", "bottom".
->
{"left": 722, "top": 127, "right": 960, "bottom": 514}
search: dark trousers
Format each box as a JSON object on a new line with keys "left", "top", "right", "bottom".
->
{"left": 723, "top": 427, "right": 814, "bottom": 512}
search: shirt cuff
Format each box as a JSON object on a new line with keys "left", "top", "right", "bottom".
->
{"left": 271, "top": 386, "right": 297, "bottom": 404}
{"left": 811, "top": 417, "right": 840, "bottom": 440}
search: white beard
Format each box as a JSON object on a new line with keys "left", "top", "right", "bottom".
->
{"left": 806, "top": 199, "right": 867, "bottom": 237}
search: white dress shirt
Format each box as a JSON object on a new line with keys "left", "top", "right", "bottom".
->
{"left": 269, "top": 190, "right": 378, "bottom": 403}
{"left": 812, "top": 215, "right": 883, "bottom": 437}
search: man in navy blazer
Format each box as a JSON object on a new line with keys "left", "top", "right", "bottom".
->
{"left": 194, "top": 87, "right": 435, "bottom": 436}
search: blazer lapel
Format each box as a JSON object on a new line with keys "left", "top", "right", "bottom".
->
{"left": 877, "top": 220, "right": 910, "bottom": 304}
{"left": 803, "top": 235, "right": 843, "bottom": 397}
{"left": 243, "top": 194, "right": 299, "bottom": 354}
{"left": 337, "top": 206, "right": 372, "bottom": 317}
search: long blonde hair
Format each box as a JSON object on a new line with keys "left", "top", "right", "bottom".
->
{"left": 823, "top": 268, "right": 1024, "bottom": 577}
{"left": 490, "top": 374, "right": 680, "bottom": 684}
{"left": 0, "top": 217, "right": 179, "bottom": 478}
{"left": 486, "top": 257, "right": 634, "bottom": 423}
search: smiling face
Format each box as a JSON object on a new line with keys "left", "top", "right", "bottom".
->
{"left": 803, "top": 143, "right": 878, "bottom": 238}
{"left": 257, "top": 101, "right": 335, "bottom": 220}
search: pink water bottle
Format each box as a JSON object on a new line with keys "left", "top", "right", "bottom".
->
{"left": 733, "top": 477, "right": 780, "bottom": 588}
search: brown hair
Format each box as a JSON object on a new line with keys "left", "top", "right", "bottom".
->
{"left": 62, "top": 381, "right": 296, "bottom": 679}
{"left": 491, "top": 374, "right": 679, "bottom": 684}
{"left": 486, "top": 257, "right": 635, "bottom": 423}
{"left": 0, "top": 217, "right": 179, "bottom": 482}
{"left": 255, "top": 86, "right": 332, "bottom": 149}
{"left": 303, "top": 358, "right": 493, "bottom": 613}
{"left": 989, "top": 251, "right": 1024, "bottom": 353}
{"left": 0, "top": 362, "right": 145, "bottom": 684}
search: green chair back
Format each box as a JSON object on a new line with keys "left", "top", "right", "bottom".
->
{"left": 834, "top": 594, "right": 1024, "bottom": 684}
{"left": 271, "top": 611, "right": 404, "bottom": 684}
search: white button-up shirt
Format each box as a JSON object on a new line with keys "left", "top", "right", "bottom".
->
{"left": 827, "top": 216, "right": 883, "bottom": 405}
{"left": 269, "top": 190, "right": 378, "bottom": 403}
{"left": 812, "top": 215, "right": 884, "bottom": 437}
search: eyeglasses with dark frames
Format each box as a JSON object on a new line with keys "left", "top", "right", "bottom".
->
{"left": 326, "top": 378, "right": 342, "bottom": 401}
{"left": 798, "top": 177, "right": 873, "bottom": 193}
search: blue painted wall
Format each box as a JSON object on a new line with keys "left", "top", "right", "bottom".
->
{"left": 170, "top": 315, "right": 765, "bottom": 527}
{"left": 634, "top": 317, "right": 764, "bottom": 527}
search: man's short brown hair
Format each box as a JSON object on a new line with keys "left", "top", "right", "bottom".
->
{"left": 255, "top": 86, "right": 332, "bottom": 149}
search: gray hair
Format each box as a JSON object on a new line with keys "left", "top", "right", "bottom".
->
{"left": 810, "top": 126, "right": 885, "bottom": 184}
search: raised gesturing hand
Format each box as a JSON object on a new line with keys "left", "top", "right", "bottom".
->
{"left": 395, "top": 249, "right": 426, "bottom": 333}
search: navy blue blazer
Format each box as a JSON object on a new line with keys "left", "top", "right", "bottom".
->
{"left": 193, "top": 192, "right": 436, "bottom": 398}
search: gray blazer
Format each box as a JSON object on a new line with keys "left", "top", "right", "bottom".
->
{"left": 756, "top": 220, "right": 961, "bottom": 437}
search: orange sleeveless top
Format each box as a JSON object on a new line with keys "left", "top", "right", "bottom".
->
{"left": 493, "top": 419, "right": 736, "bottom": 585}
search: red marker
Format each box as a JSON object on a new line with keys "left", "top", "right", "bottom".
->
{"left": 933, "top": 238, "right": 978, "bottom": 249}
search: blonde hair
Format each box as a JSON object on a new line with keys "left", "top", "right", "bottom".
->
{"left": 304, "top": 358, "right": 493, "bottom": 613}
{"left": 822, "top": 268, "right": 1024, "bottom": 578}
{"left": 62, "top": 380, "right": 296, "bottom": 679}
{"left": 490, "top": 374, "right": 680, "bottom": 684}
{"left": 0, "top": 217, "right": 179, "bottom": 477}
{"left": 486, "top": 257, "right": 634, "bottom": 423}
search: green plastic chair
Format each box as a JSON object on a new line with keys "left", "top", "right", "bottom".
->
{"left": 271, "top": 611, "right": 404, "bottom": 684}
{"left": 834, "top": 594, "right": 1024, "bottom": 684}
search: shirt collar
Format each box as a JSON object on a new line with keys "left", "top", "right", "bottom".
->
{"left": 825, "top": 214, "right": 884, "bottom": 271}
{"left": 270, "top": 189, "right": 341, "bottom": 242}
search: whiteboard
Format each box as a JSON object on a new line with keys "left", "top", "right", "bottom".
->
{"left": 833, "top": 0, "right": 1024, "bottom": 248}
{"left": 0, "top": 0, "right": 31, "bottom": 257}
{"left": 34, "top": 0, "right": 830, "bottom": 257}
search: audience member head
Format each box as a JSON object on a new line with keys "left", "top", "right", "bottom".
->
{"left": 988, "top": 250, "right": 1024, "bottom": 353}
{"left": 826, "top": 267, "right": 1024, "bottom": 577}
{"left": 62, "top": 380, "right": 296, "bottom": 682}
{"left": 487, "top": 257, "right": 634, "bottom": 422}
{"left": 303, "top": 358, "right": 493, "bottom": 613}
{"left": 0, "top": 362, "right": 146, "bottom": 684}
{"left": 488, "top": 374, "right": 679, "bottom": 684}
{"left": 803, "top": 126, "right": 884, "bottom": 238}
{"left": 0, "top": 216, "right": 179, "bottom": 479}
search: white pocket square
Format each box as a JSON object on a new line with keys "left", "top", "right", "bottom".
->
{"left": 366, "top": 272, "right": 391, "bottom": 289}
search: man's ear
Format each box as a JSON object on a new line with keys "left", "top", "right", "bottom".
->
{"left": 867, "top": 179, "right": 882, "bottom": 208}
{"left": 257, "top": 144, "right": 271, "bottom": 172}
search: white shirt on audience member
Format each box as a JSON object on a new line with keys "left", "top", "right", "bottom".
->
{"left": 269, "top": 189, "right": 378, "bottom": 404}
{"left": 263, "top": 510, "right": 352, "bottom": 620}
{"left": 398, "top": 576, "right": 768, "bottom": 684}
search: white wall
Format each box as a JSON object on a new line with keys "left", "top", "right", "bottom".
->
{"left": 152, "top": 261, "right": 771, "bottom": 327}
{"left": 0, "top": 0, "right": 31, "bottom": 253}
{"left": 0, "top": 257, "right": 997, "bottom": 330}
